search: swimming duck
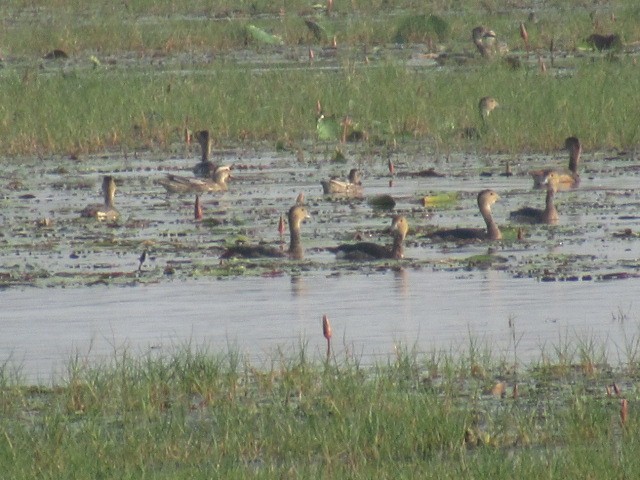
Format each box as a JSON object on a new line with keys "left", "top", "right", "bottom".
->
{"left": 321, "top": 168, "right": 363, "bottom": 196}
{"left": 329, "top": 215, "right": 409, "bottom": 260}
{"left": 192, "top": 130, "right": 219, "bottom": 178}
{"left": 158, "top": 166, "right": 231, "bottom": 194}
{"left": 530, "top": 137, "right": 581, "bottom": 189}
{"left": 510, "top": 172, "right": 560, "bottom": 225}
{"left": 221, "top": 205, "right": 310, "bottom": 260}
{"left": 80, "top": 176, "right": 119, "bottom": 221}
{"left": 428, "top": 189, "right": 502, "bottom": 241}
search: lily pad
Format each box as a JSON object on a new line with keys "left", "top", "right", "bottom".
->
{"left": 246, "top": 25, "right": 284, "bottom": 46}
{"left": 422, "top": 192, "right": 458, "bottom": 208}
{"left": 317, "top": 115, "right": 341, "bottom": 141}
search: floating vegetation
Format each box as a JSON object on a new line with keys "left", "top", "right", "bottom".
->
{"left": 245, "top": 24, "right": 284, "bottom": 46}
{"left": 422, "top": 192, "right": 458, "bottom": 208}
{"left": 316, "top": 114, "right": 342, "bottom": 141}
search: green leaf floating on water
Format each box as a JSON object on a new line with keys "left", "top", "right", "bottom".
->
{"left": 422, "top": 192, "right": 458, "bottom": 208}
{"left": 246, "top": 25, "right": 284, "bottom": 46}
{"left": 317, "top": 115, "right": 341, "bottom": 141}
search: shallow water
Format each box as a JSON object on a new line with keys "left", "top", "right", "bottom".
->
{"left": 2, "top": 270, "right": 639, "bottom": 383}
{"left": 1, "top": 146, "right": 640, "bottom": 382}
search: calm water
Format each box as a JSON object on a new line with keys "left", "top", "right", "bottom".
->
{"left": 2, "top": 269, "right": 638, "bottom": 383}
{"left": 2, "top": 146, "right": 640, "bottom": 383}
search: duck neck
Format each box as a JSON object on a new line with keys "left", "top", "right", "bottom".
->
{"left": 200, "top": 147, "right": 209, "bottom": 164}
{"left": 480, "top": 204, "right": 501, "bottom": 240}
{"left": 103, "top": 180, "right": 115, "bottom": 209}
{"left": 391, "top": 232, "right": 405, "bottom": 259}
{"left": 568, "top": 149, "right": 580, "bottom": 174}
{"left": 545, "top": 188, "right": 558, "bottom": 217}
{"left": 199, "top": 135, "right": 211, "bottom": 163}
{"left": 545, "top": 188, "right": 555, "bottom": 211}
{"left": 289, "top": 221, "right": 303, "bottom": 259}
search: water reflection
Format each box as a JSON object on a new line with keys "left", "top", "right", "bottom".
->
{"left": 2, "top": 270, "right": 638, "bottom": 383}
{"left": 393, "top": 268, "right": 409, "bottom": 298}
{"left": 290, "top": 274, "right": 306, "bottom": 298}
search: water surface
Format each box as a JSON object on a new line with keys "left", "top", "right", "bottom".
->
{"left": 2, "top": 270, "right": 638, "bottom": 383}
{"left": 2, "top": 147, "right": 640, "bottom": 383}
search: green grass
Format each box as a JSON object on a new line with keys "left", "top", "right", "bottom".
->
{"left": 0, "top": 1, "right": 639, "bottom": 155}
{"left": 1, "top": 340, "right": 640, "bottom": 478}
{"left": 2, "top": 59, "right": 638, "bottom": 155}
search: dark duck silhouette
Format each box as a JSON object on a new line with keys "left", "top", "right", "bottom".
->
{"left": 511, "top": 172, "right": 560, "bottom": 225}
{"left": 428, "top": 189, "right": 502, "bottom": 241}
{"left": 328, "top": 215, "right": 409, "bottom": 260}
{"left": 192, "top": 130, "right": 221, "bottom": 178}
{"left": 530, "top": 136, "right": 581, "bottom": 189}
{"left": 221, "top": 205, "right": 310, "bottom": 260}
{"left": 80, "top": 176, "right": 119, "bottom": 221}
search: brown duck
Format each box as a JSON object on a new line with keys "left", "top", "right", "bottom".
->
{"left": 80, "top": 176, "right": 119, "bottom": 221}
{"left": 511, "top": 172, "right": 560, "bottom": 225}
{"left": 428, "top": 189, "right": 502, "bottom": 241}
{"left": 472, "top": 26, "right": 497, "bottom": 58}
{"left": 530, "top": 137, "right": 581, "bottom": 189}
{"left": 221, "top": 205, "right": 310, "bottom": 260}
{"left": 329, "top": 215, "right": 409, "bottom": 260}
{"left": 158, "top": 166, "right": 231, "bottom": 194}
{"left": 321, "top": 168, "right": 363, "bottom": 196}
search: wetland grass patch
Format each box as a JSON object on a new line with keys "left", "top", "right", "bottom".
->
{"left": 2, "top": 59, "right": 639, "bottom": 156}
{"left": 2, "top": 339, "right": 640, "bottom": 477}
{"left": 2, "top": 1, "right": 640, "bottom": 155}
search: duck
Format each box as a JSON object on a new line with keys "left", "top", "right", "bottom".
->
{"left": 586, "top": 33, "right": 621, "bottom": 51}
{"left": 428, "top": 189, "right": 502, "bottom": 241}
{"left": 157, "top": 166, "right": 231, "bottom": 194}
{"left": 192, "top": 130, "right": 220, "bottom": 178}
{"left": 510, "top": 172, "right": 560, "bottom": 225}
{"left": 478, "top": 96, "right": 499, "bottom": 121}
{"left": 530, "top": 137, "right": 581, "bottom": 189}
{"left": 472, "top": 26, "right": 497, "bottom": 58}
{"left": 462, "top": 96, "right": 499, "bottom": 139}
{"left": 321, "top": 168, "right": 363, "bottom": 196}
{"left": 328, "top": 215, "right": 409, "bottom": 260}
{"left": 80, "top": 176, "right": 119, "bottom": 221}
{"left": 221, "top": 205, "right": 310, "bottom": 260}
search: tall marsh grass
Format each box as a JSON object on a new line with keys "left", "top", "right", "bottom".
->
{"left": 1, "top": 0, "right": 639, "bottom": 156}
{"left": 1, "top": 58, "right": 638, "bottom": 155}
{"left": 1, "top": 340, "right": 640, "bottom": 478}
